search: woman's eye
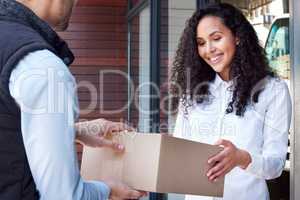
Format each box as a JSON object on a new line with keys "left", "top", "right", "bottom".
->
{"left": 213, "top": 37, "right": 221, "bottom": 41}
{"left": 197, "top": 41, "right": 205, "bottom": 46}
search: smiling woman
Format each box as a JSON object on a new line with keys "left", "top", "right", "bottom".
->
{"left": 170, "top": 3, "right": 275, "bottom": 117}
{"left": 196, "top": 15, "right": 238, "bottom": 81}
{"left": 170, "top": 3, "right": 292, "bottom": 200}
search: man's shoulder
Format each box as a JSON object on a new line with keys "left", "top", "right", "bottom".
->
{"left": 0, "top": 20, "right": 44, "bottom": 40}
{"left": 13, "top": 49, "right": 74, "bottom": 83}
{"left": 16, "top": 50, "right": 68, "bottom": 72}
{"left": 0, "top": 20, "right": 51, "bottom": 57}
{"left": 0, "top": 20, "right": 51, "bottom": 66}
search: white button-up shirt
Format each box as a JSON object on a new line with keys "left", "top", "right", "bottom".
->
{"left": 174, "top": 74, "right": 292, "bottom": 200}
{"left": 9, "top": 50, "right": 110, "bottom": 200}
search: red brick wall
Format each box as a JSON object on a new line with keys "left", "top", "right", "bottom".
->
{"left": 58, "top": 1, "right": 128, "bottom": 164}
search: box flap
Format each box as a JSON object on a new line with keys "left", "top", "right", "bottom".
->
{"left": 121, "top": 133, "right": 162, "bottom": 191}
{"left": 81, "top": 132, "right": 162, "bottom": 191}
{"left": 157, "top": 136, "right": 224, "bottom": 197}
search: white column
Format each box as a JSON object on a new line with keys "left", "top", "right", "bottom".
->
{"left": 290, "top": 0, "right": 300, "bottom": 199}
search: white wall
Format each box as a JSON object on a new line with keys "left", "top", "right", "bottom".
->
{"left": 167, "top": 0, "right": 196, "bottom": 133}
{"left": 138, "top": 7, "right": 151, "bottom": 133}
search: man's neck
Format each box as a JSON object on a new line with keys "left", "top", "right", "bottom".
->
{"left": 15, "top": 0, "right": 49, "bottom": 25}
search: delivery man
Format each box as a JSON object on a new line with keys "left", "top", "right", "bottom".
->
{"left": 0, "top": 0, "right": 146, "bottom": 199}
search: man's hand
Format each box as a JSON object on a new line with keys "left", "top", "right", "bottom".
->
{"left": 76, "top": 119, "right": 134, "bottom": 136}
{"left": 75, "top": 119, "right": 134, "bottom": 151}
{"left": 104, "top": 179, "right": 148, "bottom": 200}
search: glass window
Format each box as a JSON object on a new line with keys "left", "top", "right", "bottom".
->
{"left": 159, "top": 0, "right": 197, "bottom": 198}
{"left": 128, "top": 6, "right": 151, "bottom": 133}
{"left": 265, "top": 17, "right": 290, "bottom": 81}
{"left": 160, "top": 0, "right": 197, "bottom": 133}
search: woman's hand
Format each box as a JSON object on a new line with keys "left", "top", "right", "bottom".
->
{"left": 206, "top": 139, "right": 251, "bottom": 182}
{"left": 75, "top": 119, "right": 134, "bottom": 151}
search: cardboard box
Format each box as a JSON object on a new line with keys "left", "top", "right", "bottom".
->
{"left": 81, "top": 133, "right": 224, "bottom": 197}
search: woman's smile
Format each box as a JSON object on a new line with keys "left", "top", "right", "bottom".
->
{"left": 207, "top": 53, "right": 224, "bottom": 65}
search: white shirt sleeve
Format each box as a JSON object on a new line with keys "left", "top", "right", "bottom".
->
{"left": 9, "top": 50, "right": 110, "bottom": 200}
{"left": 245, "top": 80, "right": 292, "bottom": 180}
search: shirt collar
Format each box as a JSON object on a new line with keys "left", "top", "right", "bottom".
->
{"left": 211, "top": 73, "right": 233, "bottom": 90}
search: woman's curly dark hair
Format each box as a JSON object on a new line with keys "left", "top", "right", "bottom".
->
{"left": 170, "top": 3, "right": 275, "bottom": 116}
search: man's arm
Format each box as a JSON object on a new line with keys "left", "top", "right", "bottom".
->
{"left": 9, "top": 49, "right": 110, "bottom": 200}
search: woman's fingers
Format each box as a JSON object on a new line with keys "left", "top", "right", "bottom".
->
{"left": 214, "top": 139, "right": 232, "bottom": 147}
{"left": 208, "top": 148, "right": 227, "bottom": 164}
{"left": 208, "top": 139, "right": 234, "bottom": 164}
{"left": 207, "top": 158, "right": 227, "bottom": 177}
{"left": 209, "top": 165, "right": 231, "bottom": 182}
{"left": 207, "top": 139, "right": 251, "bottom": 181}
{"left": 206, "top": 139, "right": 238, "bottom": 181}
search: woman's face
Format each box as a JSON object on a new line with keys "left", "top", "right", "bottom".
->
{"left": 196, "top": 16, "right": 238, "bottom": 81}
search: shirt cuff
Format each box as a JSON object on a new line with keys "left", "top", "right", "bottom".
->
{"left": 244, "top": 152, "right": 263, "bottom": 178}
{"left": 88, "top": 181, "right": 111, "bottom": 199}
